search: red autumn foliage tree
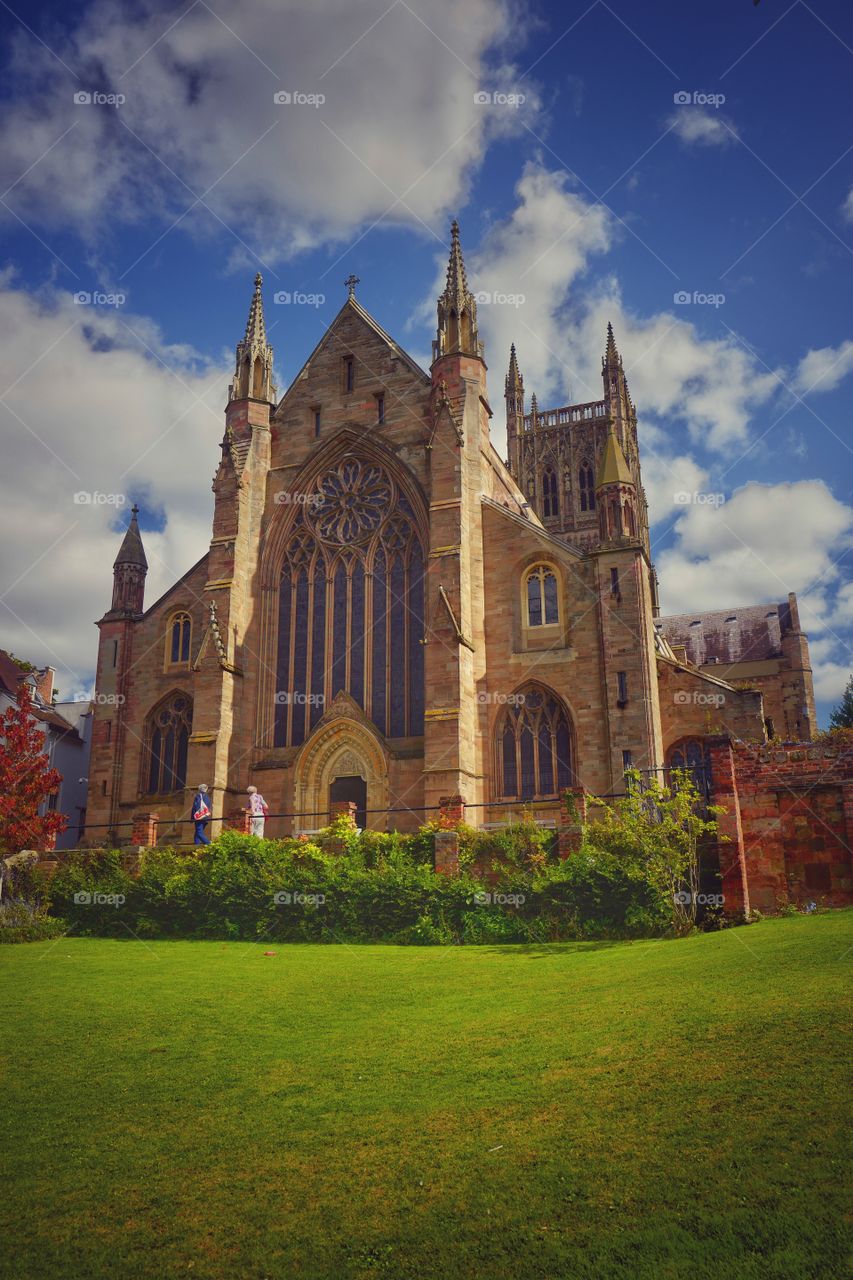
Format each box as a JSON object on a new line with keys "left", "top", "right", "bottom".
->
{"left": 0, "top": 682, "right": 67, "bottom": 854}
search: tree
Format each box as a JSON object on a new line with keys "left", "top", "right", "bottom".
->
{"left": 829, "top": 675, "right": 853, "bottom": 731}
{"left": 0, "top": 682, "right": 67, "bottom": 855}
{"left": 586, "top": 769, "right": 724, "bottom": 935}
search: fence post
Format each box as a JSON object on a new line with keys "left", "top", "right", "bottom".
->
{"left": 557, "top": 788, "right": 587, "bottom": 858}
{"left": 439, "top": 794, "right": 466, "bottom": 829}
{"left": 225, "top": 809, "right": 252, "bottom": 834}
{"left": 330, "top": 800, "right": 359, "bottom": 825}
{"left": 434, "top": 830, "right": 460, "bottom": 876}
{"left": 131, "top": 812, "right": 159, "bottom": 848}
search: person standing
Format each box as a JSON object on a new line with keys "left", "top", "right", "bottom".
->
{"left": 191, "top": 784, "right": 211, "bottom": 845}
{"left": 246, "top": 784, "right": 268, "bottom": 837}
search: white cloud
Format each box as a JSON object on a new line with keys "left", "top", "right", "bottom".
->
{"left": 668, "top": 107, "right": 737, "bottom": 147}
{"left": 656, "top": 480, "right": 853, "bottom": 709}
{"left": 561, "top": 290, "right": 781, "bottom": 452}
{"left": 793, "top": 339, "right": 853, "bottom": 394}
{"left": 812, "top": 662, "right": 853, "bottom": 704}
{"left": 467, "top": 164, "right": 612, "bottom": 404}
{"left": 0, "top": 0, "right": 538, "bottom": 263}
{"left": 431, "top": 165, "right": 779, "bottom": 454}
{"left": 0, "top": 283, "right": 226, "bottom": 693}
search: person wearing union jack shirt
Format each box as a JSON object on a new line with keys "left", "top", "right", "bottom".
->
{"left": 191, "top": 784, "right": 211, "bottom": 845}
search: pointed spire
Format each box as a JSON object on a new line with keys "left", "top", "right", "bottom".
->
{"left": 114, "top": 504, "right": 147, "bottom": 569}
{"left": 229, "top": 273, "right": 277, "bottom": 404}
{"left": 596, "top": 429, "right": 633, "bottom": 489}
{"left": 244, "top": 272, "right": 267, "bottom": 346}
{"left": 506, "top": 343, "right": 522, "bottom": 391}
{"left": 445, "top": 219, "right": 468, "bottom": 301}
{"left": 603, "top": 321, "right": 621, "bottom": 368}
{"left": 433, "top": 219, "right": 480, "bottom": 361}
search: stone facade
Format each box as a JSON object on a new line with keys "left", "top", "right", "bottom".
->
{"left": 84, "top": 225, "right": 825, "bottom": 888}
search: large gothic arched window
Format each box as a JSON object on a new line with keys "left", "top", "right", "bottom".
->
{"left": 274, "top": 458, "right": 425, "bottom": 747}
{"left": 496, "top": 685, "right": 574, "bottom": 800}
{"left": 145, "top": 693, "right": 192, "bottom": 794}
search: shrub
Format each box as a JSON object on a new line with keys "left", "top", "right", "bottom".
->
{"left": 39, "top": 795, "right": 722, "bottom": 945}
{"left": 0, "top": 899, "right": 67, "bottom": 944}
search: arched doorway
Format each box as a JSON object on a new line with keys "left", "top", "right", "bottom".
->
{"left": 329, "top": 774, "right": 367, "bottom": 828}
{"left": 291, "top": 693, "right": 389, "bottom": 832}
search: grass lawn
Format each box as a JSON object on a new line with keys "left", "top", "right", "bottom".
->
{"left": 1, "top": 914, "right": 851, "bottom": 1280}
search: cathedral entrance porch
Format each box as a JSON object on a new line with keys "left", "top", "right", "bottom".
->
{"left": 292, "top": 698, "right": 390, "bottom": 833}
{"left": 329, "top": 774, "right": 367, "bottom": 829}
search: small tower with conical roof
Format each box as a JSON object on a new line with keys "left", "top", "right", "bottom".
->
{"left": 505, "top": 344, "right": 524, "bottom": 478}
{"left": 108, "top": 504, "right": 148, "bottom": 616}
{"left": 91, "top": 504, "right": 150, "bottom": 837}
{"left": 596, "top": 428, "right": 638, "bottom": 544}
{"left": 228, "top": 273, "right": 277, "bottom": 405}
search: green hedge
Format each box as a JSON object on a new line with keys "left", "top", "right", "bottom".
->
{"left": 42, "top": 824, "right": 671, "bottom": 944}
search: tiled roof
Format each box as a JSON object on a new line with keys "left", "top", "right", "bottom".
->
{"left": 656, "top": 602, "right": 792, "bottom": 666}
{"left": 0, "top": 649, "right": 25, "bottom": 697}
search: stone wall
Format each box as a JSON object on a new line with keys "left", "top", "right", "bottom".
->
{"left": 658, "top": 659, "right": 765, "bottom": 751}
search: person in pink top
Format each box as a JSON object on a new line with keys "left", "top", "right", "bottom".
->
{"left": 246, "top": 784, "right": 268, "bottom": 837}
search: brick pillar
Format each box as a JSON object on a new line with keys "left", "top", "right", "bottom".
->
{"left": 842, "top": 780, "right": 853, "bottom": 859}
{"left": 707, "top": 740, "right": 750, "bottom": 916}
{"left": 439, "top": 794, "right": 466, "bottom": 829}
{"left": 131, "top": 812, "right": 159, "bottom": 848}
{"left": 225, "top": 809, "right": 252, "bottom": 834}
{"left": 557, "top": 788, "right": 587, "bottom": 858}
{"left": 326, "top": 801, "right": 358, "bottom": 855}
{"left": 434, "top": 830, "right": 460, "bottom": 876}
{"left": 330, "top": 800, "right": 358, "bottom": 826}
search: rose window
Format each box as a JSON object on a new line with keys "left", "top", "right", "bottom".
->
{"left": 308, "top": 460, "right": 392, "bottom": 545}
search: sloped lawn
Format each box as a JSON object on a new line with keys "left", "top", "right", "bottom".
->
{"left": 1, "top": 912, "right": 850, "bottom": 1279}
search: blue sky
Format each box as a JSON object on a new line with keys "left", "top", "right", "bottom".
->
{"left": 0, "top": 0, "right": 850, "bottom": 723}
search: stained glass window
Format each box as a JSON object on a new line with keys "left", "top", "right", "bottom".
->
{"left": 145, "top": 694, "right": 192, "bottom": 794}
{"left": 167, "top": 613, "right": 191, "bottom": 665}
{"left": 525, "top": 566, "right": 559, "bottom": 628}
{"left": 274, "top": 459, "right": 425, "bottom": 745}
{"left": 497, "top": 686, "right": 573, "bottom": 799}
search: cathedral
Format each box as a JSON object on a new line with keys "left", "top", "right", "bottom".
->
{"left": 86, "top": 222, "right": 817, "bottom": 844}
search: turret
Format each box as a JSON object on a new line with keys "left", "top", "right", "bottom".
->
{"left": 505, "top": 344, "right": 524, "bottom": 477}
{"left": 433, "top": 220, "right": 482, "bottom": 362}
{"left": 596, "top": 429, "right": 638, "bottom": 543}
{"left": 107, "top": 504, "right": 147, "bottom": 616}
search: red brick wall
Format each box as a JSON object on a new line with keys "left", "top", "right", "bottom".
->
{"left": 709, "top": 739, "right": 853, "bottom": 913}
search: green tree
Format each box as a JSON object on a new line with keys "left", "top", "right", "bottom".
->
{"left": 829, "top": 675, "right": 853, "bottom": 731}
{"left": 585, "top": 769, "right": 724, "bottom": 935}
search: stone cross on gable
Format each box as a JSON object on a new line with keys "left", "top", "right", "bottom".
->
{"left": 344, "top": 274, "right": 360, "bottom": 299}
